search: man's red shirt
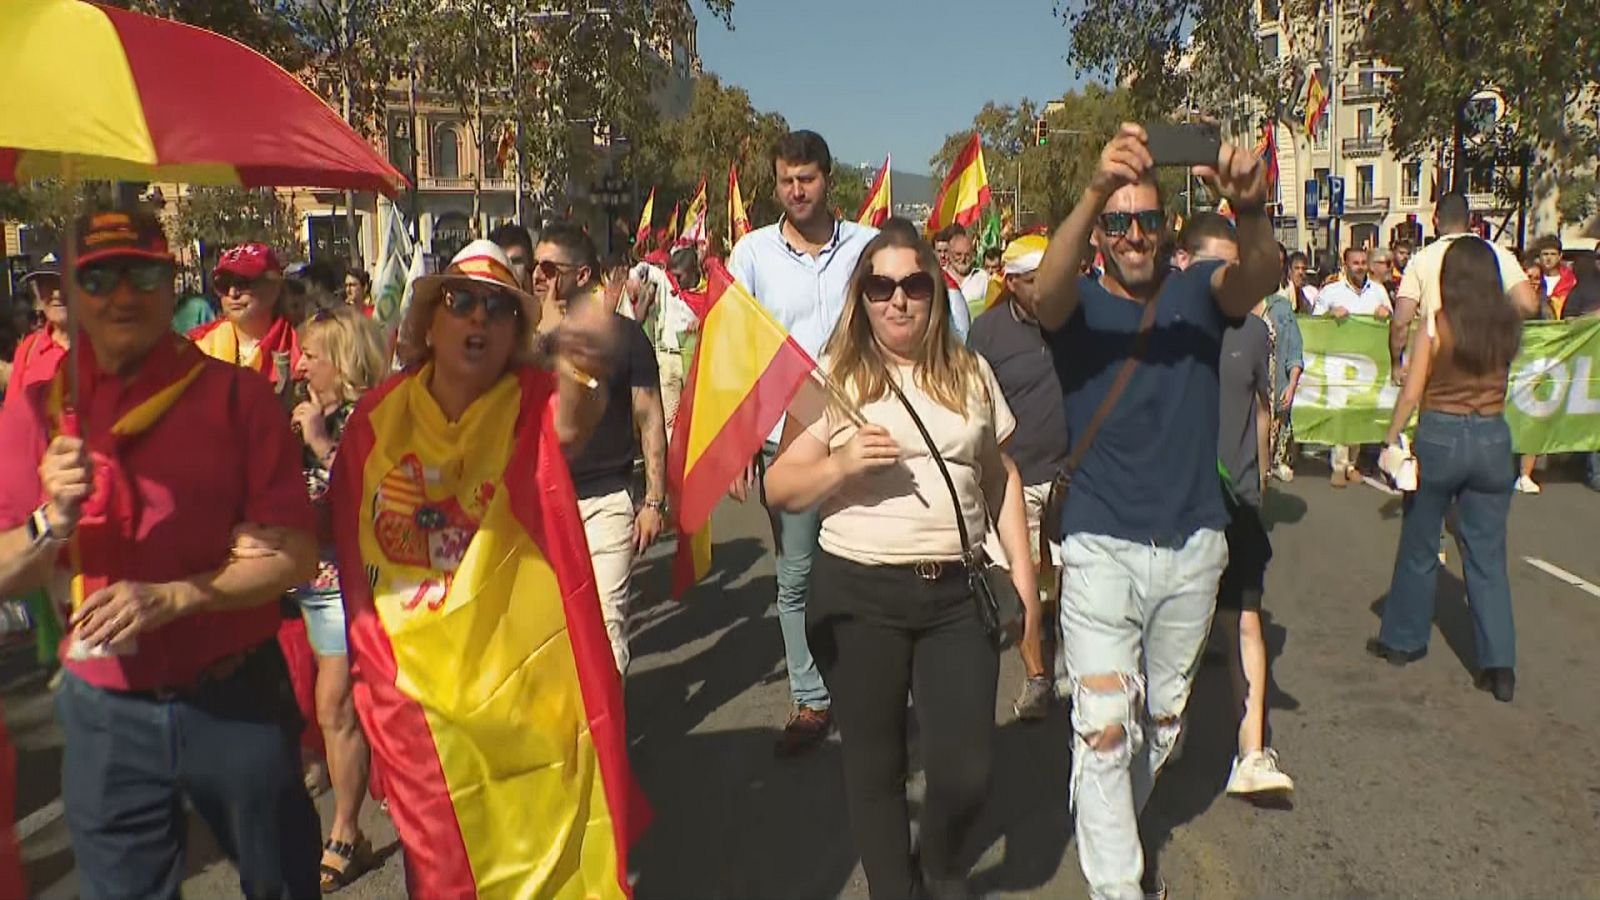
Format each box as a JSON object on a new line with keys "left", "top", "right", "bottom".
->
{"left": 4, "top": 326, "right": 68, "bottom": 403}
{"left": 0, "top": 333, "right": 314, "bottom": 691}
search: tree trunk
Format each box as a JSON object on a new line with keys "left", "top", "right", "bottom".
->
{"left": 1451, "top": 97, "right": 1468, "bottom": 196}
{"left": 341, "top": 0, "right": 358, "bottom": 268}
{"left": 472, "top": 85, "right": 483, "bottom": 235}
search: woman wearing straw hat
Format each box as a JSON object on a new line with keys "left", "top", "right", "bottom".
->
{"left": 329, "top": 240, "right": 643, "bottom": 897}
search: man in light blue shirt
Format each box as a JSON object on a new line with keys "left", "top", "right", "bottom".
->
{"left": 727, "top": 130, "right": 874, "bottom": 757}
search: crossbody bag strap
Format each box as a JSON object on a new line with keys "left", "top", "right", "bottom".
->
{"left": 882, "top": 374, "right": 978, "bottom": 566}
{"left": 1063, "top": 292, "right": 1161, "bottom": 475}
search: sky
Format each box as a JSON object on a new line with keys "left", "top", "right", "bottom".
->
{"left": 696, "top": 0, "right": 1085, "bottom": 175}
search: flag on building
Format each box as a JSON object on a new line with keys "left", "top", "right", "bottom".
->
{"left": 1255, "top": 121, "right": 1280, "bottom": 207}
{"left": 857, "top": 153, "right": 893, "bottom": 227}
{"left": 728, "top": 163, "right": 751, "bottom": 249}
{"left": 925, "top": 134, "right": 991, "bottom": 237}
{"left": 634, "top": 187, "right": 655, "bottom": 250}
{"left": 1304, "top": 71, "right": 1329, "bottom": 139}
{"left": 495, "top": 120, "right": 516, "bottom": 171}
{"left": 666, "top": 259, "right": 820, "bottom": 596}
{"left": 332, "top": 366, "right": 647, "bottom": 898}
{"left": 681, "top": 178, "right": 708, "bottom": 244}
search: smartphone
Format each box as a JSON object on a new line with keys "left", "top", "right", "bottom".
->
{"left": 1144, "top": 122, "right": 1222, "bottom": 167}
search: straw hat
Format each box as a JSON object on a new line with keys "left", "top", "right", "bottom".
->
{"left": 411, "top": 239, "right": 539, "bottom": 315}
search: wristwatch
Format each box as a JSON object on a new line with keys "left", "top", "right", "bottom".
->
{"left": 642, "top": 498, "right": 666, "bottom": 513}
{"left": 26, "top": 505, "right": 68, "bottom": 548}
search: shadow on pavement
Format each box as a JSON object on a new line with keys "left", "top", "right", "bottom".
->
{"left": 1261, "top": 488, "right": 1308, "bottom": 531}
{"left": 630, "top": 729, "right": 857, "bottom": 900}
{"left": 967, "top": 710, "right": 1074, "bottom": 894}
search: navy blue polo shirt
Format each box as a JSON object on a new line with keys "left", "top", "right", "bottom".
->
{"left": 1047, "top": 261, "right": 1229, "bottom": 544}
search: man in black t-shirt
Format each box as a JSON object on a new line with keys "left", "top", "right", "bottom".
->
{"left": 969, "top": 233, "right": 1068, "bottom": 721}
{"left": 535, "top": 224, "right": 667, "bottom": 675}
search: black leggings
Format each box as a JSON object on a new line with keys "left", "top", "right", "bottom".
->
{"left": 807, "top": 551, "right": 1000, "bottom": 899}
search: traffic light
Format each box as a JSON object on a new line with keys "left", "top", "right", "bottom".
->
{"left": 1035, "top": 118, "right": 1048, "bottom": 147}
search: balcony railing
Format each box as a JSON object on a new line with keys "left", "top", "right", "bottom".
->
{"left": 1347, "top": 194, "right": 1391, "bottom": 215}
{"left": 1342, "top": 136, "right": 1386, "bottom": 157}
{"left": 417, "top": 175, "right": 518, "bottom": 193}
{"left": 1342, "top": 82, "right": 1387, "bottom": 102}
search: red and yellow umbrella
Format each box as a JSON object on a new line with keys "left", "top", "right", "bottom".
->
{"left": 0, "top": 0, "right": 405, "bottom": 195}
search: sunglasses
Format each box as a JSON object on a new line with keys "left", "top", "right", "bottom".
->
{"left": 77, "top": 261, "right": 173, "bottom": 297}
{"left": 862, "top": 271, "right": 936, "bottom": 303}
{"left": 1097, "top": 210, "right": 1166, "bottom": 238}
{"left": 215, "top": 275, "right": 264, "bottom": 296}
{"left": 443, "top": 285, "right": 521, "bottom": 320}
{"left": 534, "top": 260, "right": 577, "bottom": 279}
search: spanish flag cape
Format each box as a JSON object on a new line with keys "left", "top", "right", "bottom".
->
{"left": 187, "top": 315, "right": 300, "bottom": 388}
{"left": 330, "top": 363, "right": 645, "bottom": 899}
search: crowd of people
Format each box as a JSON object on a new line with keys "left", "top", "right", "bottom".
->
{"left": 0, "top": 115, "right": 1586, "bottom": 900}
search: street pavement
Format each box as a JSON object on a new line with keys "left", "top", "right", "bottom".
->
{"left": 11, "top": 454, "right": 1600, "bottom": 898}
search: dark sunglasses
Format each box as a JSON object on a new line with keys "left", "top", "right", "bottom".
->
{"left": 1097, "top": 210, "right": 1166, "bottom": 238}
{"left": 76, "top": 261, "right": 173, "bottom": 297}
{"left": 534, "top": 260, "right": 577, "bottom": 279}
{"left": 862, "top": 271, "right": 936, "bottom": 303}
{"left": 214, "top": 275, "right": 264, "bottom": 295}
{"left": 443, "top": 285, "right": 521, "bottom": 320}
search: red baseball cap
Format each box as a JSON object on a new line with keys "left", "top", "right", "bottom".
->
{"left": 214, "top": 242, "right": 283, "bottom": 281}
{"left": 75, "top": 209, "right": 175, "bottom": 268}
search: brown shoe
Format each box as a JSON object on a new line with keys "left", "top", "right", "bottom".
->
{"left": 1330, "top": 466, "right": 1349, "bottom": 488}
{"left": 774, "top": 705, "right": 832, "bottom": 758}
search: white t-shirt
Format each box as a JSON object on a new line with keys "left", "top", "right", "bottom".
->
{"left": 960, "top": 270, "right": 991, "bottom": 309}
{"left": 1313, "top": 277, "right": 1391, "bottom": 316}
{"left": 804, "top": 356, "right": 1015, "bottom": 566}
{"left": 1397, "top": 234, "right": 1526, "bottom": 336}
{"left": 1543, "top": 273, "right": 1560, "bottom": 296}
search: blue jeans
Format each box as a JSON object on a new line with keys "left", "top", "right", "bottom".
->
{"left": 762, "top": 440, "right": 830, "bottom": 709}
{"left": 56, "top": 643, "right": 321, "bottom": 900}
{"left": 1380, "top": 411, "right": 1516, "bottom": 669}
{"left": 1059, "top": 528, "right": 1226, "bottom": 899}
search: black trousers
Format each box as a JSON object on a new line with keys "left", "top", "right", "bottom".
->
{"left": 808, "top": 551, "right": 1000, "bottom": 899}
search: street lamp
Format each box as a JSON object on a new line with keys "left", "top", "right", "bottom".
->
{"left": 588, "top": 175, "right": 631, "bottom": 256}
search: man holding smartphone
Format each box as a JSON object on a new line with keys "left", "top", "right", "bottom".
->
{"left": 1031, "top": 123, "right": 1281, "bottom": 899}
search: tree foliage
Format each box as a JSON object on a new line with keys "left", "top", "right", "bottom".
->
{"left": 1357, "top": 0, "right": 1600, "bottom": 169}
{"left": 168, "top": 187, "right": 304, "bottom": 262}
{"left": 930, "top": 86, "right": 1191, "bottom": 227}
{"left": 623, "top": 73, "right": 790, "bottom": 249}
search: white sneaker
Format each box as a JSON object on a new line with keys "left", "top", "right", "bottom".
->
{"left": 1226, "top": 748, "right": 1295, "bottom": 796}
{"left": 1515, "top": 475, "right": 1542, "bottom": 495}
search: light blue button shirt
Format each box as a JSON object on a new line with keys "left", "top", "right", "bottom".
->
{"left": 728, "top": 218, "right": 879, "bottom": 443}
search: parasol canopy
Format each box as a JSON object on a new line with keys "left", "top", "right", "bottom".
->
{"left": 0, "top": 0, "right": 406, "bottom": 196}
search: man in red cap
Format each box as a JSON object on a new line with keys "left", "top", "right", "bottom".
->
{"left": 0, "top": 207, "right": 322, "bottom": 898}
{"left": 190, "top": 241, "right": 301, "bottom": 400}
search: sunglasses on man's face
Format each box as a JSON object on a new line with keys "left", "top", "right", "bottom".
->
{"left": 534, "top": 260, "right": 577, "bottom": 280}
{"left": 77, "top": 261, "right": 173, "bottom": 297}
{"left": 1097, "top": 210, "right": 1166, "bottom": 238}
{"left": 443, "top": 285, "right": 521, "bottom": 321}
{"left": 215, "top": 275, "right": 264, "bottom": 296}
{"left": 862, "top": 271, "right": 936, "bottom": 303}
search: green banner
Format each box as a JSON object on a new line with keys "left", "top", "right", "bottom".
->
{"left": 1294, "top": 316, "right": 1600, "bottom": 453}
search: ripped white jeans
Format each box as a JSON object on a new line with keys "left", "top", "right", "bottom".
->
{"left": 1059, "top": 528, "right": 1226, "bottom": 900}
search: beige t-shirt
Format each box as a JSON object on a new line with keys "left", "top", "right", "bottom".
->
{"left": 1398, "top": 234, "right": 1525, "bottom": 336}
{"left": 804, "top": 357, "right": 1016, "bottom": 566}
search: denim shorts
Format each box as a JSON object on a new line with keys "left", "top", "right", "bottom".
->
{"left": 293, "top": 589, "right": 347, "bottom": 656}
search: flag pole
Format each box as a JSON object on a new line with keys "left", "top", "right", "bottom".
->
{"left": 807, "top": 367, "right": 867, "bottom": 426}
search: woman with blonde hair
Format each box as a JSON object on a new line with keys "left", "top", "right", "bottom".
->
{"left": 766, "top": 228, "right": 1040, "bottom": 898}
{"left": 328, "top": 240, "right": 640, "bottom": 897}
{"left": 287, "top": 305, "right": 388, "bottom": 889}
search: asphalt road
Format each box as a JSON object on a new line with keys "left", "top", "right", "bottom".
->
{"left": 11, "top": 454, "right": 1600, "bottom": 898}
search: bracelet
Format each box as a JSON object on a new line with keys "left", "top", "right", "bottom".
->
{"left": 642, "top": 498, "right": 666, "bottom": 511}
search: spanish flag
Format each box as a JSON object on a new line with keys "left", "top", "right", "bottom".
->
{"left": 188, "top": 315, "right": 300, "bottom": 390}
{"left": 728, "top": 163, "right": 751, "bottom": 249}
{"left": 1304, "top": 70, "right": 1329, "bottom": 139}
{"left": 332, "top": 365, "right": 646, "bottom": 898}
{"left": 665, "top": 201, "right": 680, "bottom": 246}
{"left": 681, "top": 177, "right": 708, "bottom": 244}
{"left": 667, "top": 260, "right": 819, "bottom": 596}
{"left": 634, "top": 186, "right": 655, "bottom": 250}
{"left": 857, "top": 153, "right": 892, "bottom": 227}
{"left": 925, "top": 134, "right": 990, "bottom": 237}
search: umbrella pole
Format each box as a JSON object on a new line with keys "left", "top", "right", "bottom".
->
{"left": 60, "top": 160, "right": 80, "bottom": 429}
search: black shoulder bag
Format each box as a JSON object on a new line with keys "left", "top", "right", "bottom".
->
{"left": 884, "top": 376, "right": 1022, "bottom": 649}
{"left": 1039, "top": 295, "right": 1161, "bottom": 555}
